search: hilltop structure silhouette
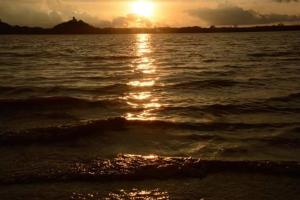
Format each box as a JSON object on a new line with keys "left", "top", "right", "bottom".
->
{"left": 52, "top": 17, "right": 98, "bottom": 34}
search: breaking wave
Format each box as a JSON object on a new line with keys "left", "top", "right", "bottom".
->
{"left": 1, "top": 154, "right": 299, "bottom": 185}
{"left": 0, "top": 96, "right": 126, "bottom": 109}
{"left": 1, "top": 117, "right": 300, "bottom": 145}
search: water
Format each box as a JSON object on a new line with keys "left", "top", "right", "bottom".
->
{"left": 0, "top": 32, "right": 300, "bottom": 199}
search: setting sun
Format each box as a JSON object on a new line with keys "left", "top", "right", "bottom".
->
{"left": 130, "top": 0, "right": 155, "bottom": 18}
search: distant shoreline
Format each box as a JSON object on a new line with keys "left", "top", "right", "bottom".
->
{"left": 1, "top": 18, "right": 300, "bottom": 34}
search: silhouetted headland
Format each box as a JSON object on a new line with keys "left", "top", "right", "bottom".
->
{"left": 1, "top": 17, "right": 300, "bottom": 34}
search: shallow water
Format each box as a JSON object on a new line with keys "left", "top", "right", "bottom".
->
{"left": 0, "top": 32, "right": 300, "bottom": 199}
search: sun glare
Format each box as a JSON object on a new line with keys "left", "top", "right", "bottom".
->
{"left": 131, "top": 0, "right": 155, "bottom": 18}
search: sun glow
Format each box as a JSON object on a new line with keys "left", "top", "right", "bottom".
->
{"left": 130, "top": 0, "right": 155, "bottom": 18}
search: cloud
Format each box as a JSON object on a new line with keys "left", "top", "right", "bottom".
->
{"left": 189, "top": 5, "right": 300, "bottom": 26}
{"left": 273, "top": 0, "right": 299, "bottom": 2}
{"left": 0, "top": 0, "right": 153, "bottom": 28}
{"left": 0, "top": 0, "right": 63, "bottom": 27}
{"left": 113, "top": 14, "right": 152, "bottom": 28}
{"left": 0, "top": 0, "right": 95, "bottom": 27}
{"left": 0, "top": 0, "right": 299, "bottom": 28}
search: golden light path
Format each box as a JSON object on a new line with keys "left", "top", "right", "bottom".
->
{"left": 125, "top": 34, "right": 161, "bottom": 121}
{"left": 130, "top": 0, "right": 155, "bottom": 18}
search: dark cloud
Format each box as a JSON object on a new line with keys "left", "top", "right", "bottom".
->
{"left": 273, "top": 0, "right": 299, "bottom": 2}
{"left": 189, "top": 5, "right": 300, "bottom": 26}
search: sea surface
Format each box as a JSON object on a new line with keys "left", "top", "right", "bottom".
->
{"left": 0, "top": 32, "right": 300, "bottom": 199}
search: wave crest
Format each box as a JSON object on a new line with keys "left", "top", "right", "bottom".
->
{"left": 1, "top": 117, "right": 299, "bottom": 145}
{"left": 1, "top": 154, "right": 300, "bottom": 185}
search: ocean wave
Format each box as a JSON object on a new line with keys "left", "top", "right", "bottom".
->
{"left": 1, "top": 154, "right": 299, "bottom": 185}
{"left": 84, "top": 55, "right": 140, "bottom": 61}
{"left": 1, "top": 92, "right": 299, "bottom": 116}
{"left": 248, "top": 51, "right": 299, "bottom": 58}
{"left": 169, "top": 79, "right": 241, "bottom": 88}
{"left": 259, "top": 126, "right": 300, "bottom": 147}
{"left": 1, "top": 117, "right": 299, "bottom": 145}
{"left": 267, "top": 92, "right": 300, "bottom": 102}
{"left": 0, "top": 96, "right": 126, "bottom": 110}
{"left": 196, "top": 92, "right": 300, "bottom": 114}
{"left": 168, "top": 78, "right": 298, "bottom": 90}
{"left": 178, "top": 125, "right": 300, "bottom": 146}
{"left": 203, "top": 59, "right": 220, "bottom": 63}
{"left": 160, "top": 102, "right": 300, "bottom": 114}
{"left": 0, "top": 52, "right": 41, "bottom": 58}
{"left": 0, "top": 86, "right": 39, "bottom": 95}
{"left": 0, "top": 51, "right": 70, "bottom": 58}
{"left": 0, "top": 84, "right": 130, "bottom": 96}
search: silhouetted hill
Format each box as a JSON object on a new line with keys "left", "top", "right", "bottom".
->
{"left": 1, "top": 18, "right": 300, "bottom": 34}
{"left": 0, "top": 20, "right": 13, "bottom": 34}
{"left": 52, "top": 17, "right": 98, "bottom": 34}
{"left": 0, "top": 20, "right": 46, "bottom": 34}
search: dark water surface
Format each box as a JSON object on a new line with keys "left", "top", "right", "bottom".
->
{"left": 0, "top": 32, "right": 300, "bottom": 199}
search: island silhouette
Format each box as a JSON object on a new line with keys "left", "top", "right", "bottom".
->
{"left": 1, "top": 17, "right": 300, "bottom": 34}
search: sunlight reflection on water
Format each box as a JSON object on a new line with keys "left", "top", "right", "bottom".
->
{"left": 107, "top": 189, "right": 169, "bottom": 200}
{"left": 127, "top": 80, "right": 155, "bottom": 87}
{"left": 71, "top": 189, "right": 169, "bottom": 200}
{"left": 124, "top": 34, "right": 161, "bottom": 121}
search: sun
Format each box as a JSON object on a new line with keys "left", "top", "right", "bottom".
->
{"left": 130, "top": 0, "right": 155, "bottom": 18}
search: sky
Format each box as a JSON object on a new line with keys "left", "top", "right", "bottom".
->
{"left": 0, "top": 0, "right": 300, "bottom": 27}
